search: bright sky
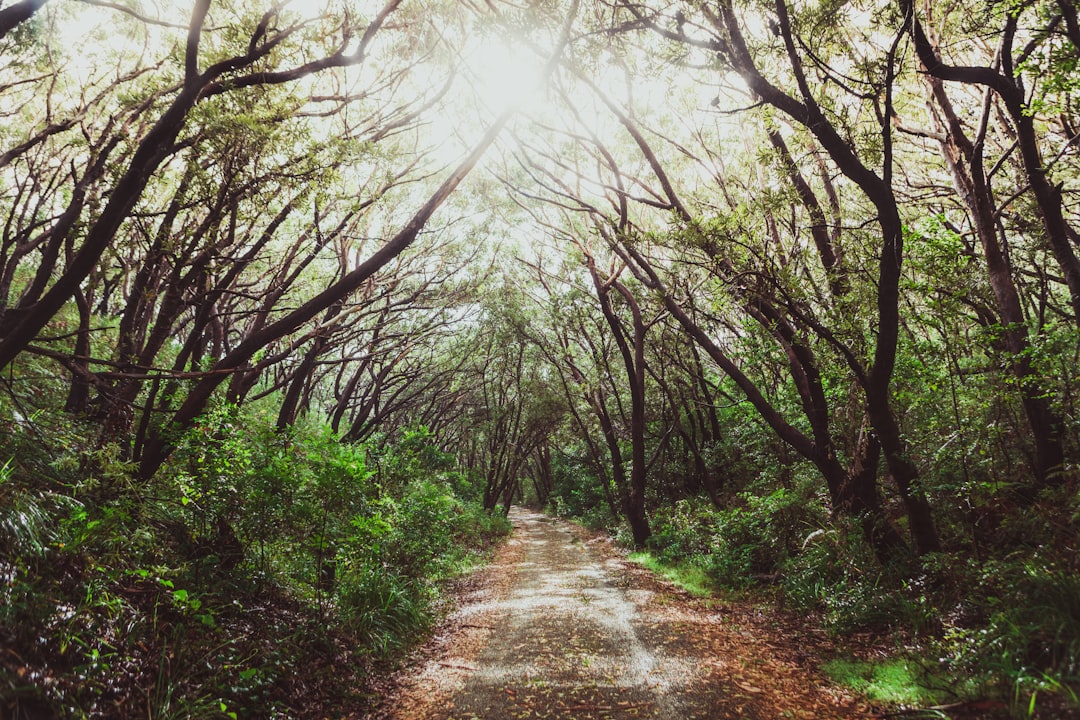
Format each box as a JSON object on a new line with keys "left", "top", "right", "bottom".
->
{"left": 51, "top": 0, "right": 556, "bottom": 154}
{"left": 39, "top": 0, "right": 740, "bottom": 237}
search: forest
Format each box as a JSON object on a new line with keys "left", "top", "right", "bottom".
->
{"left": 0, "top": 0, "right": 1078, "bottom": 717}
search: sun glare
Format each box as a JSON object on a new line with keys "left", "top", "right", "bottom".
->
{"left": 462, "top": 34, "right": 549, "bottom": 115}
{"left": 405, "top": 23, "right": 559, "bottom": 165}
{"left": 50, "top": 0, "right": 560, "bottom": 168}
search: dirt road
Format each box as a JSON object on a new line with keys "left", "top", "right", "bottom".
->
{"left": 378, "top": 508, "right": 861, "bottom": 720}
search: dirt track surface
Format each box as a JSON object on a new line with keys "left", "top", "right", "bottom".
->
{"left": 374, "top": 508, "right": 862, "bottom": 720}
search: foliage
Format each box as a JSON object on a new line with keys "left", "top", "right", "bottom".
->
{"left": 645, "top": 482, "right": 827, "bottom": 590}
{"left": 779, "top": 524, "right": 928, "bottom": 634}
{"left": 0, "top": 406, "right": 509, "bottom": 718}
{"left": 821, "top": 657, "right": 946, "bottom": 708}
{"left": 626, "top": 551, "right": 714, "bottom": 598}
{"left": 545, "top": 451, "right": 617, "bottom": 528}
{"left": 925, "top": 542, "right": 1080, "bottom": 709}
{"left": 338, "top": 478, "right": 510, "bottom": 652}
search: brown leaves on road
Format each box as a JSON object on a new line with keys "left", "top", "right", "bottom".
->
{"left": 362, "top": 509, "right": 868, "bottom": 720}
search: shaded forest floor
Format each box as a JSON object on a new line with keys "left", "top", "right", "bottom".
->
{"left": 360, "top": 508, "right": 1001, "bottom": 720}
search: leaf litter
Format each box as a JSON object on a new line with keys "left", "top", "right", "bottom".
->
{"left": 362, "top": 508, "right": 872, "bottom": 720}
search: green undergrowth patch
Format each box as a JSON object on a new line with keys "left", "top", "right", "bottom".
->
{"left": 822, "top": 656, "right": 948, "bottom": 708}
{"left": 0, "top": 408, "right": 511, "bottom": 719}
{"left": 628, "top": 551, "right": 714, "bottom": 598}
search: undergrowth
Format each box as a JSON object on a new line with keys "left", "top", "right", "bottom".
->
{"left": 0, "top": 407, "right": 509, "bottom": 719}
{"left": 593, "top": 473, "right": 1080, "bottom": 719}
{"left": 626, "top": 551, "right": 714, "bottom": 597}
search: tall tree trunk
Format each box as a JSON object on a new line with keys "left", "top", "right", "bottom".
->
{"left": 907, "top": 2, "right": 1080, "bottom": 322}
{"left": 63, "top": 288, "right": 93, "bottom": 414}
{"left": 918, "top": 11, "right": 1067, "bottom": 488}
{"left": 587, "top": 259, "right": 651, "bottom": 548}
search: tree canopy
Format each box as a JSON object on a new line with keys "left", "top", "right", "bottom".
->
{"left": 1, "top": 0, "right": 1079, "bottom": 716}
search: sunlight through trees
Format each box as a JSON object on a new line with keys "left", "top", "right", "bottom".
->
{"left": 1, "top": 0, "right": 1079, "bottom": 716}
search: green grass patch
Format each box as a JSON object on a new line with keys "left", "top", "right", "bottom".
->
{"left": 822, "top": 657, "right": 946, "bottom": 707}
{"left": 628, "top": 551, "right": 714, "bottom": 597}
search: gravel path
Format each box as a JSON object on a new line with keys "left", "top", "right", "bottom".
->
{"left": 378, "top": 508, "right": 860, "bottom": 720}
{"left": 443, "top": 507, "right": 701, "bottom": 719}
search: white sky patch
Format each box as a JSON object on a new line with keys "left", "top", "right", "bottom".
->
{"left": 403, "top": 17, "right": 559, "bottom": 167}
{"left": 462, "top": 33, "right": 548, "bottom": 115}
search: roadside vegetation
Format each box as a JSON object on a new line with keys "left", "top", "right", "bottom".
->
{"left": 2, "top": 1, "right": 1080, "bottom": 718}
{"left": 1, "top": 403, "right": 509, "bottom": 718}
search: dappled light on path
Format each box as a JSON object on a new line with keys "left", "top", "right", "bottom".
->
{"left": 380, "top": 508, "right": 859, "bottom": 720}
{"left": 444, "top": 508, "right": 692, "bottom": 719}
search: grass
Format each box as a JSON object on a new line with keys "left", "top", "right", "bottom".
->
{"left": 628, "top": 551, "right": 715, "bottom": 598}
{"left": 821, "top": 656, "right": 946, "bottom": 708}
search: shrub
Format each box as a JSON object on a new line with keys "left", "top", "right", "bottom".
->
{"left": 337, "top": 562, "right": 433, "bottom": 655}
{"left": 645, "top": 499, "right": 716, "bottom": 565}
{"left": 646, "top": 485, "right": 826, "bottom": 590}
{"left": 934, "top": 554, "right": 1080, "bottom": 707}
{"left": 546, "top": 454, "right": 617, "bottom": 528}
{"left": 0, "top": 405, "right": 512, "bottom": 717}
{"left": 776, "top": 521, "right": 925, "bottom": 634}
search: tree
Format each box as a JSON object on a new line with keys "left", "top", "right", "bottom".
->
{"left": 0, "top": 0, "right": 408, "bottom": 368}
{"left": 905, "top": 0, "right": 1080, "bottom": 324}
{"left": 903, "top": 0, "right": 1072, "bottom": 489}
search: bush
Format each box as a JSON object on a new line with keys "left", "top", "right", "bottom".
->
{"left": 778, "top": 521, "right": 945, "bottom": 636}
{"left": 931, "top": 554, "right": 1080, "bottom": 707}
{"left": 546, "top": 454, "right": 617, "bottom": 528}
{"left": 337, "top": 562, "right": 433, "bottom": 655}
{"left": 645, "top": 499, "right": 716, "bottom": 565}
{"left": 779, "top": 529, "right": 1080, "bottom": 711}
{"left": 646, "top": 485, "right": 826, "bottom": 590}
{"left": 335, "top": 477, "right": 511, "bottom": 655}
{"left": 0, "top": 406, "right": 511, "bottom": 717}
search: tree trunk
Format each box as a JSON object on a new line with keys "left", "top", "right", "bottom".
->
{"left": 918, "top": 18, "right": 1067, "bottom": 488}
{"left": 907, "top": 3, "right": 1080, "bottom": 322}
